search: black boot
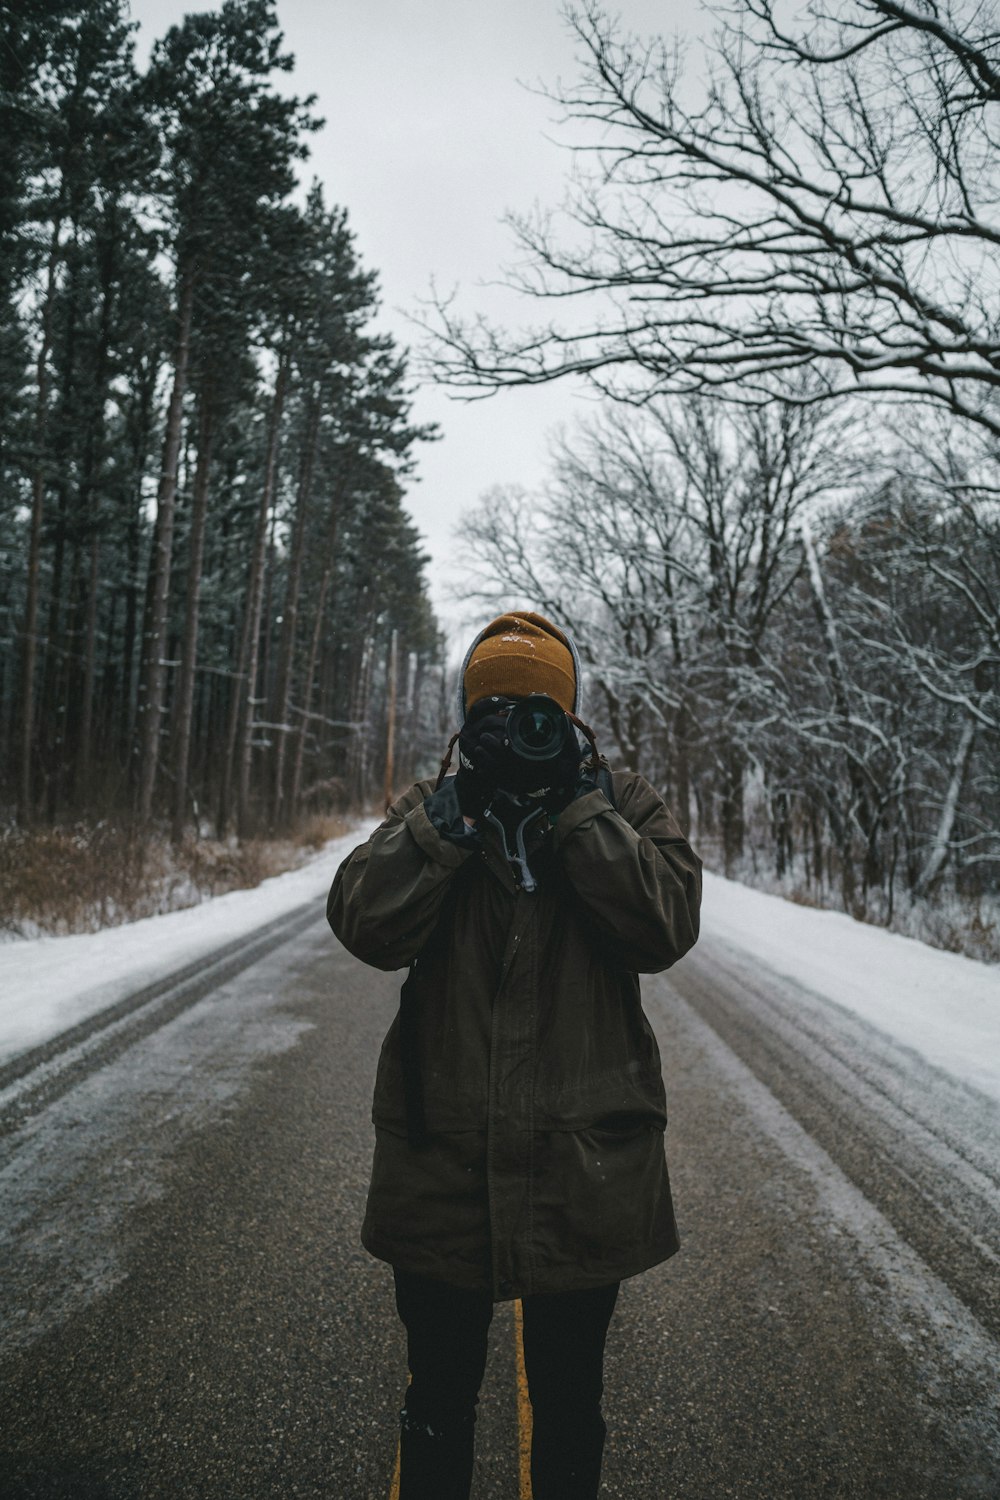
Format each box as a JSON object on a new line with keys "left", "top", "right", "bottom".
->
{"left": 398, "top": 1406, "right": 476, "bottom": 1500}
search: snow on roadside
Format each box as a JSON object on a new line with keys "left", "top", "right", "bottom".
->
{"left": 703, "top": 870, "right": 1000, "bottom": 1104}
{"left": 2, "top": 832, "right": 997, "bottom": 1105}
{"left": 0, "top": 822, "right": 377, "bottom": 1067}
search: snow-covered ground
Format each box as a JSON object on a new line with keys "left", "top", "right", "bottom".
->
{"left": 703, "top": 871, "right": 1000, "bottom": 1104}
{"left": 0, "top": 824, "right": 376, "bottom": 1067}
{"left": 1, "top": 832, "right": 997, "bottom": 1102}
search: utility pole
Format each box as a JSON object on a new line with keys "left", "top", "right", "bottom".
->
{"left": 383, "top": 628, "right": 398, "bottom": 811}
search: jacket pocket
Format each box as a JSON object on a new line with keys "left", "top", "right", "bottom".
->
{"left": 529, "top": 1118, "right": 673, "bottom": 1280}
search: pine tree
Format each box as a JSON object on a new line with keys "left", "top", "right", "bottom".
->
{"left": 1, "top": 1, "right": 441, "bottom": 836}
{"left": 135, "top": 0, "right": 317, "bottom": 825}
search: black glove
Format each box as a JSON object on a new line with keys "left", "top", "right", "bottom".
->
{"left": 538, "top": 732, "right": 587, "bottom": 813}
{"left": 424, "top": 777, "right": 481, "bottom": 847}
{"left": 456, "top": 699, "right": 585, "bottom": 815}
{"left": 454, "top": 699, "right": 517, "bottom": 818}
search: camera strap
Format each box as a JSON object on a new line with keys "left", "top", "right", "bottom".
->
{"left": 482, "top": 795, "right": 548, "bottom": 893}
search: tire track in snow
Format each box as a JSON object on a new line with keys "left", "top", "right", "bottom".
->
{"left": 651, "top": 944, "right": 1000, "bottom": 1472}
{"left": 0, "top": 899, "right": 322, "bottom": 1146}
{"left": 666, "top": 938, "right": 1000, "bottom": 1337}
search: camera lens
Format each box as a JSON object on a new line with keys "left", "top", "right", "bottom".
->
{"left": 519, "top": 708, "right": 559, "bottom": 752}
{"left": 507, "top": 695, "right": 568, "bottom": 762}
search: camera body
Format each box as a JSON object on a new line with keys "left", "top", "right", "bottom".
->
{"left": 458, "top": 693, "right": 579, "bottom": 808}
{"left": 505, "top": 693, "right": 573, "bottom": 765}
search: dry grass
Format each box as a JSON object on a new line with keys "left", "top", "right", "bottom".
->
{"left": 889, "top": 892, "right": 1000, "bottom": 965}
{"left": 0, "top": 814, "right": 352, "bottom": 938}
{"left": 6, "top": 814, "right": 995, "bottom": 964}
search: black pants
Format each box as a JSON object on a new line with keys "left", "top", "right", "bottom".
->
{"left": 393, "top": 1268, "right": 620, "bottom": 1500}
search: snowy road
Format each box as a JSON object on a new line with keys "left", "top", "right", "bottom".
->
{"left": 666, "top": 939, "right": 1000, "bottom": 1346}
{"left": 1, "top": 889, "right": 999, "bottom": 1496}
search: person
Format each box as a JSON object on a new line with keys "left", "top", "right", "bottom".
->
{"left": 328, "top": 611, "right": 701, "bottom": 1500}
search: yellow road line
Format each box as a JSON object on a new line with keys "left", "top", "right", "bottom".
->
{"left": 388, "top": 1373, "right": 407, "bottom": 1500}
{"left": 514, "top": 1298, "right": 534, "bottom": 1499}
{"left": 389, "top": 1317, "right": 534, "bottom": 1499}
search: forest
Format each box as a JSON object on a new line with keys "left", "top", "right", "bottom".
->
{"left": 3, "top": 0, "right": 998, "bottom": 959}
{"left": 1, "top": 0, "right": 442, "bottom": 878}
{"left": 431, "top": 0, "right": 1000, "bottom": 958}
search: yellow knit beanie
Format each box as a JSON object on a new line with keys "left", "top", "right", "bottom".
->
{"left": 463, "top": 611, "right": 576, "bottom": 713}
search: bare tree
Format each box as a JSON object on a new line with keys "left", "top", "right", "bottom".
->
{"left": 864, "top": 482, "right": 1000, "bottom": 886}
{"left": 459, "top": 390, "right": 849, "bottom": 855}
{"left": 747, "top": 443, "right": 1000, "bottom": 916}
{"left": 427, "top": 0, "right": 1000, "bottom": 436}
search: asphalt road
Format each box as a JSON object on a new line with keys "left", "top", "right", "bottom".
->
{"left": 1, "top": 902, "right": 999, "bottom": 1499}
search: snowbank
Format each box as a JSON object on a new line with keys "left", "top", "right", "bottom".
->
{"left": 0, "top": 824, "right": 376, "bottom": 1067}
{"left": 2, "top": 835, "right": 997, "bottom": 1104}
{"left": 703, "top": 871, "right": 1000, "bottom": 1103}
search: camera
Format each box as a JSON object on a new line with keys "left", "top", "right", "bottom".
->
{"left": 506, "top": 694, "right": 572, "bottom": 764}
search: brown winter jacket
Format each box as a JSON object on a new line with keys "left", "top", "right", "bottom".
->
{"left": 327, "top": 771, "right": 702, "bottom": 1299}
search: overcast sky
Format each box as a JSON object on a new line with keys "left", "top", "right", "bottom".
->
{"left": 128, "top": 0, "right": 704, "bottom": 633}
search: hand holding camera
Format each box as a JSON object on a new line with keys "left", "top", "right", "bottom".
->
{"left": 454, "top": 702, "right": 513, "bottom": 818}
{"left": 455, "top": 695, "right": 582, "bottom": 820}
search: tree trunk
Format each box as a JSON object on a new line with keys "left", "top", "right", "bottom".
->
{"left": 136, "top": 265, "right": 195, "bottom": 825}
{"left": 809, "top": 798, "right": 823, "bottom": 887}
{"left": 288, "top": 557, "right": 333, "bottom": 818}
{"left": 771, "top": 787, "right": 792, "bottom": 880}
{"left": 76, "top": 533, "right": 101, "bottom": 800}
{"left": 261, "top": 499, "right": 280, "bottom": 710}
{"left": 73, "top": 195, "right": 120, "bottom": 807}
{"left": 673, "top": 698, "right": 691, "bottom": 838}
{"left": 720, "top": 749, "right": 745, "bottom": 876}
{"left": 98, "top": 586, "right": 120, "bottom": 773}
{"left": 122, "top": 354, "right": 157, "bottom": 765}
{"left": 271, "top": 400, "right": 321, "bottom": 825}
{"left": 800, "top": 520, "right": 871, "bottom": 914}
{"left": 232, "top": 353, "right": 289, "bottom": 837}
{"left": 348, "top": 628, "right": 375, "bottom": 807}
{"left": 18, "top": 214, "right": 63, "bottom": 824}
{"left": 217, "top": 601, "right": 249, "bottom": 834}
{"left": 383, "top": 628, "right": 398, "bottom": 810}
{"left": 915, "top": 716, "right": 976, "bottom": 896}
{"left": 171, "top": 396, "right": 215, "bottom": 843}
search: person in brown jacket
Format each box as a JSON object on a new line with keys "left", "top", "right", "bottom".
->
{"left": 328, "top": 610, "right": 701, "bottom": 1500}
